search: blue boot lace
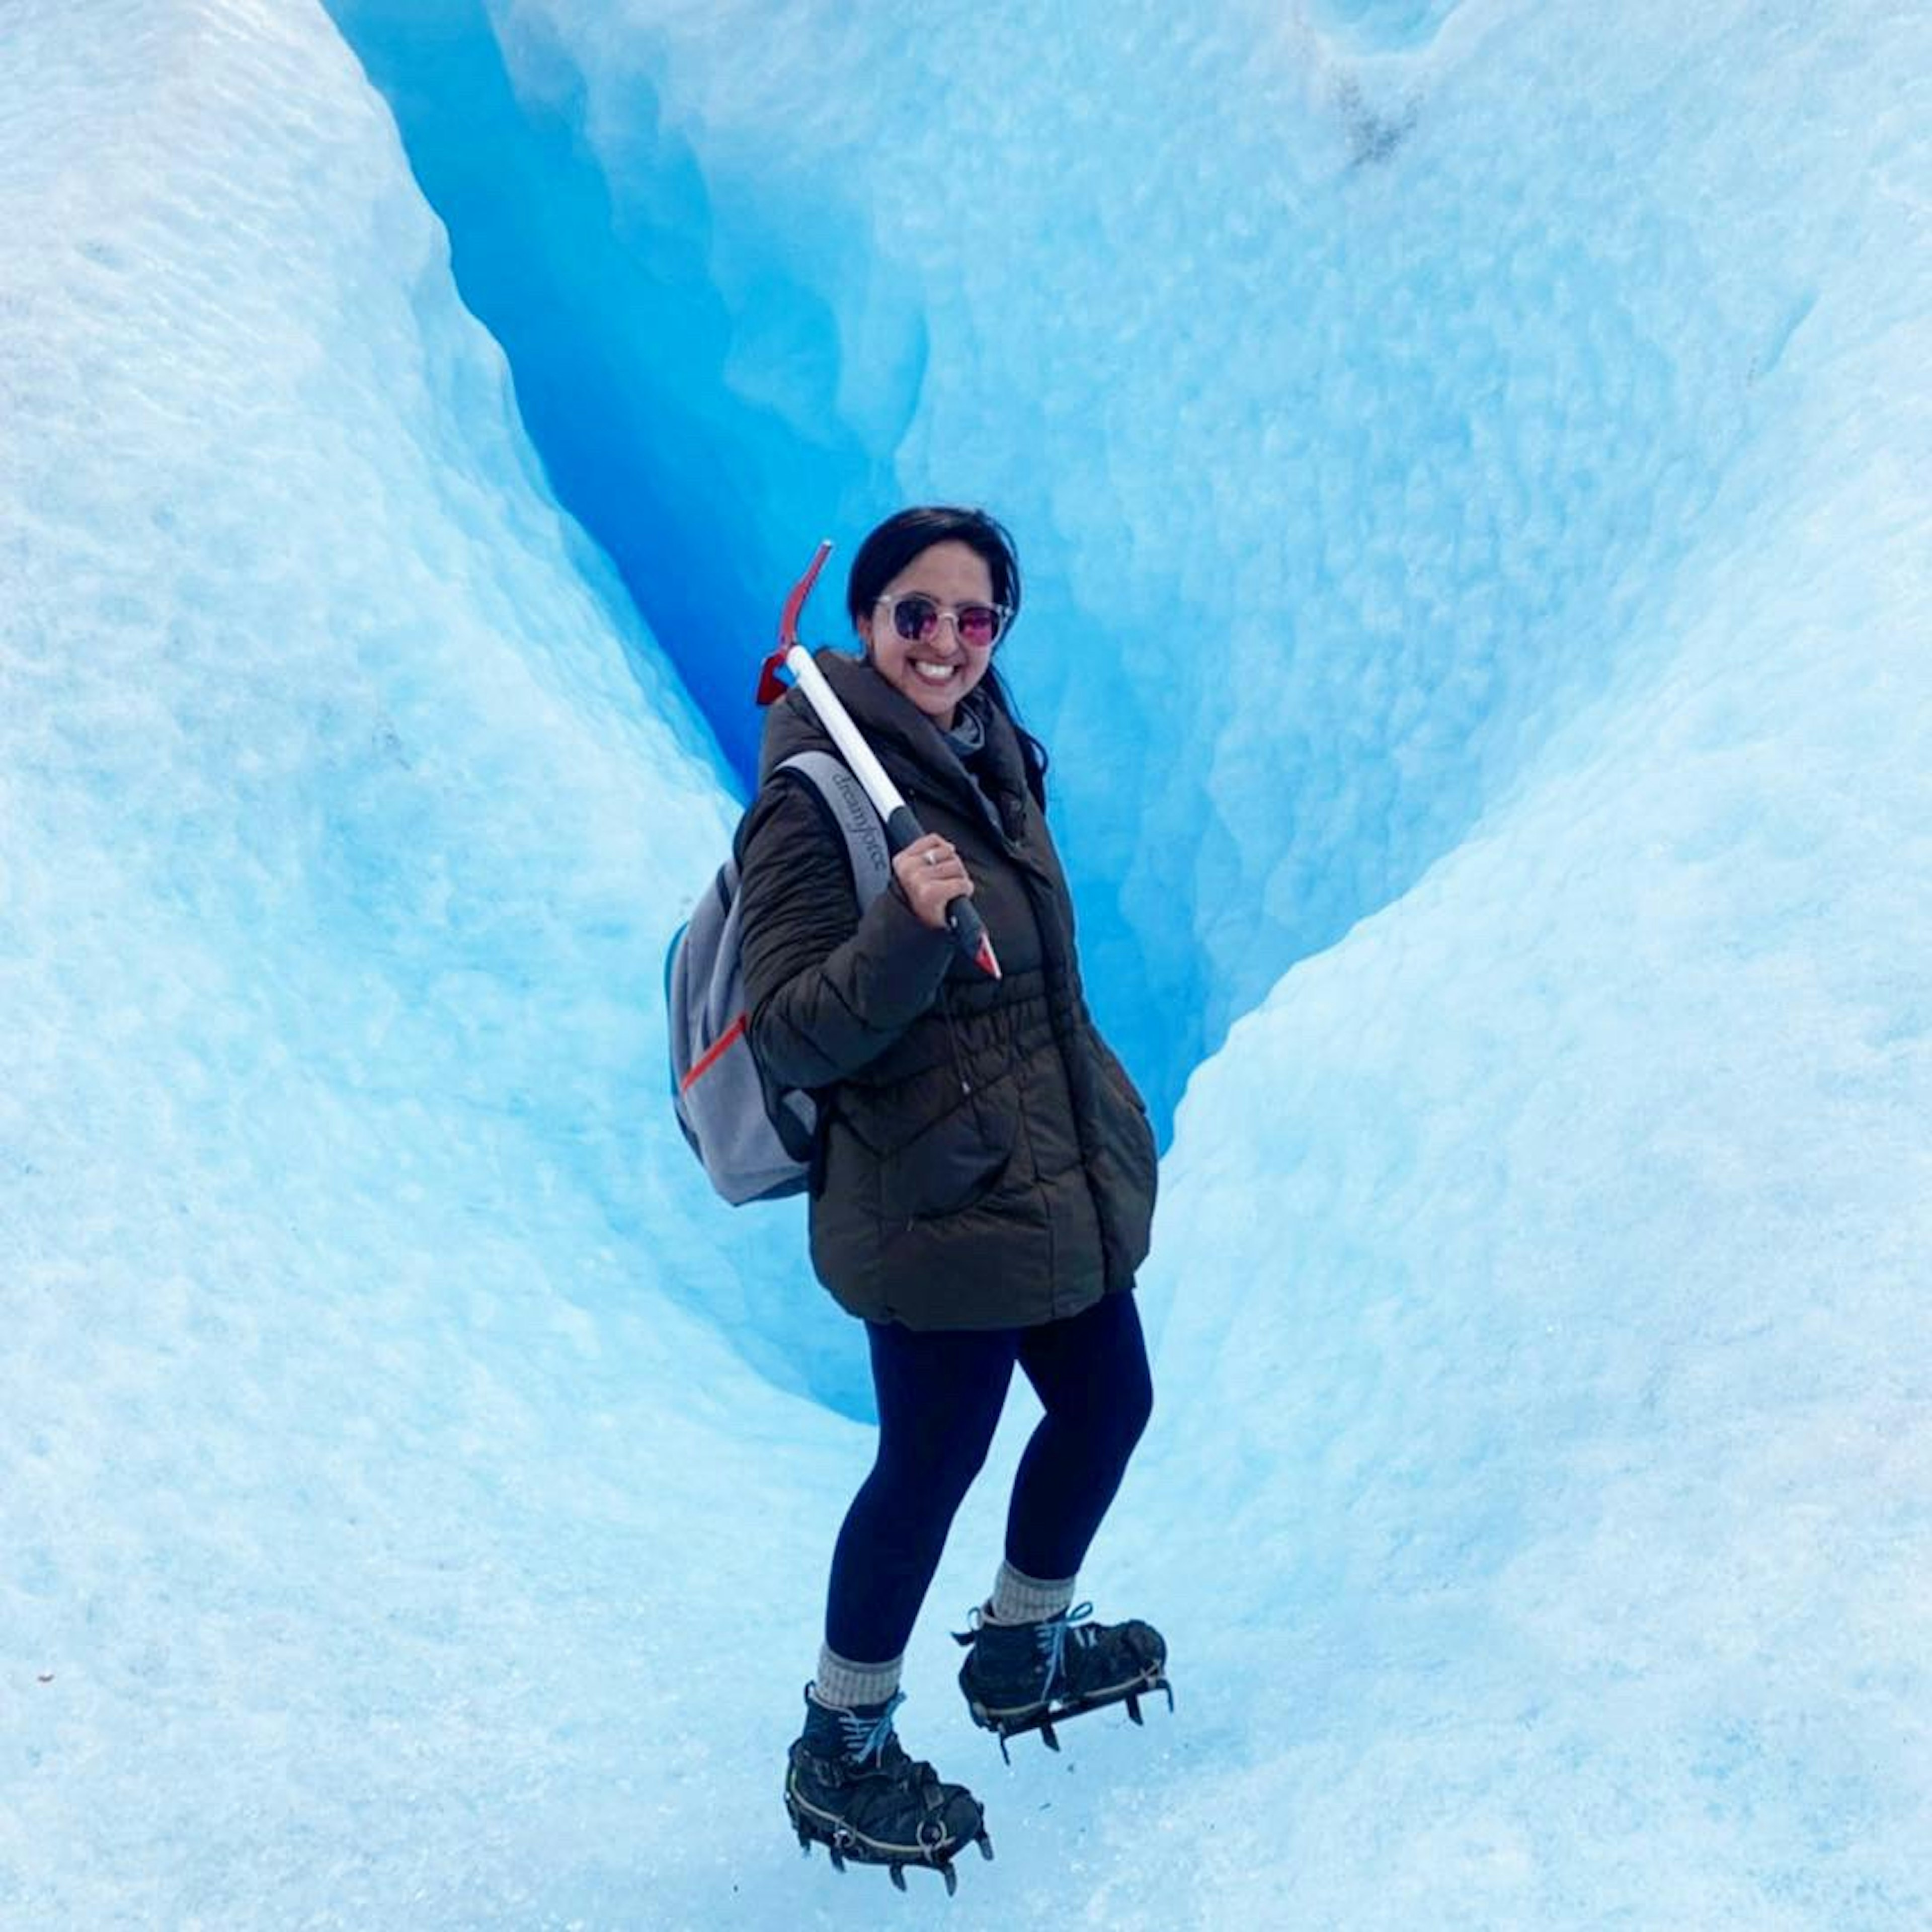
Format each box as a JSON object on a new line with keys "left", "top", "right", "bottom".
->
{"left": 835, "top": 1689, "right": 906, "bottom": 1767}
{"left": 1034, "top": 1602, "right": 1096, "bottom": 1698}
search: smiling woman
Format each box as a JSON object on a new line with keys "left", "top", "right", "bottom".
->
{"left": 734, "top": 506, "right": 1170, "bottom": 1893}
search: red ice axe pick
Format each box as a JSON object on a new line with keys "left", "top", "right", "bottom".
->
{"left": 757, "top": 539, "right": 1002, "bottom": 982}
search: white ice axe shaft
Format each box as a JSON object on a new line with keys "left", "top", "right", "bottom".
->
{"left": 757, "top": 540, "right": 1001, "bottom": 981}
{"left": 783, "top": 645, "right": 908, "bottom": 821}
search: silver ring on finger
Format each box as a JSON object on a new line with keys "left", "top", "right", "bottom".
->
{"left": 924, "top": 850, "right": 939, "bottom": 867}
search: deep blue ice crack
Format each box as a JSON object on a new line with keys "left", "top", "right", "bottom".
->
{"left": 325, "top": 0, "right": 911, "bottom": 793}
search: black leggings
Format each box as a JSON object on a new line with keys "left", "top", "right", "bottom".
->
{"left": 824, "top": 1291, "right": 1153, "bottom": 1664}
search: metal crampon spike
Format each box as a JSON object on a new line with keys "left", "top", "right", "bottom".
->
{"left": 977, "top": 1831, "right": 996, "bottom": 1862}
{"left": 1125, "top": 1693, "right": 1144, "bottom": 1725}
{"left": 941, "top": 1863, "right": 958, "bottom": 1898}
{"left": 889, "top": 1864, "right": 908, "bottom": 1893}
{"left": 1039, "top": 1720, "right": 1060, "bottom": 1753}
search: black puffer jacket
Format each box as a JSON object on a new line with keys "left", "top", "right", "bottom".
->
{"left": 737, "top": 652, "right": 1157, "bottom": 1331}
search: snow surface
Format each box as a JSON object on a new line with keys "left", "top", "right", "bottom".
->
{"left": 3, "top": 0, "right": 1928, "bottom": 1926}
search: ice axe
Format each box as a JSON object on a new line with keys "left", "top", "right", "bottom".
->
{"left": 757, "top": 539, "right": 1002, "bottom": 982}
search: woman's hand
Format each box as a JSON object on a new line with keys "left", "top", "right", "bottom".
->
{"left": 893, "top": 833, "right": 975, "bottom": 933}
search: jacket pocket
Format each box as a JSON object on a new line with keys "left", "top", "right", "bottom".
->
{"left": 876, "top": 1091, "right": 1017, "bottom": 1222}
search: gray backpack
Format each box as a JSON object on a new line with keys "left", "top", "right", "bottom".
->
{"left": 666, "top": 751, "right": 893, "bottom": 1204}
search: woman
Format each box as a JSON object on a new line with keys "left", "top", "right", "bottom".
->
{"left": 737, "top": 507, "right": 1165, "bottom": 1887}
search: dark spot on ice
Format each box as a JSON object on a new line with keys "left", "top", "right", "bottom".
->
{"left": 1337, "top": 77, "right": 1419, "bottom": 167}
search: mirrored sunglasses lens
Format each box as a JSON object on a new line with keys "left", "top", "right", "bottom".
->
{"left": 892, "top": 595, "right": 940, "bottom": 642}
{"left": 958, "top": 605, "right": 1002, "bottom": 646}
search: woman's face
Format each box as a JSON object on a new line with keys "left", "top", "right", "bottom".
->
{"left": 857, "top": 539, "right": 998, "bottom": 729}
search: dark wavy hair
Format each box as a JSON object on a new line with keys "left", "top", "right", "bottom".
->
{"left": 845, "top": 505, "right": 1049, "bottom": 804}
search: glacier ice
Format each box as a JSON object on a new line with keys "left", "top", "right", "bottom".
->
{"left": 3, "top": 0, "right": 1929, "bottom": 1925}
{"left": 0, "top": 12, "right": 871, "bottom": 1917}
{"left": 329, "top": 0, "right": 1913, "bottom": 1130}
{"left": 1143, "top": 349, "right": 1932, "bottom": 1920}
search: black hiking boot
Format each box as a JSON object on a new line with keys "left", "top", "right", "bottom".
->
{"left": 955, "top": 1601, "right": 1172, "bottom": 1761}
{"left": 783, "top": 1686, "right": 994, "bottom": 1896}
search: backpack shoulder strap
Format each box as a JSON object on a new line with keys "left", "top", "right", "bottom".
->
{"left": 763, "top": 750, "right": 894, "bottom": 908}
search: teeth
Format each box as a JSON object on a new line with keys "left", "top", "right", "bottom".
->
{"left": 913, "top": 661, "right": 957, "bottom": 683}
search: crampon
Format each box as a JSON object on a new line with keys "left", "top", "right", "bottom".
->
{"left": 785, "top": 1794, "right": 995, "bottom": 1897}
{"left": 955, "top": 1601, "right": 1173, "bottom": 1763}
{"left": 784, "top": 1686, "right": 994, "bottom": 1896}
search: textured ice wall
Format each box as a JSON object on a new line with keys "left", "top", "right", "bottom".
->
{"left": 320, "top": 0, "right": 905, "bottom": 803}
{"left": 0, "top": 2, "right": 905, "bottom": 1420}
{"left": 1135, "top": 505, "right": 1932, "bottom": 1922}
{"left": 1125, "top": 92, "right": 1932, "bottom": 1926}
{"left": 0, "top": 7, "right": 872, "bottom": 1918}
{"left": 327, "top": 0, "right": 1885, "bottom": 1129}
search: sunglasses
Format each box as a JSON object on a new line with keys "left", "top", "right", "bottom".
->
{"left": 875, "top": 593, "right": 1010, "bottom": 650}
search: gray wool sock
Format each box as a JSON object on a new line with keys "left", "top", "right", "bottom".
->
{"left": 813, "top": 1645, "right": 903, "bottom": 1711}
{"left": 988, "top": 1560, "right": 1076, "bottom": 1626}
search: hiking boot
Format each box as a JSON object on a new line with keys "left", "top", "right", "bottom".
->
{"left": 783, "top": 1685, "right": 993, "bottom": 1895}
{"left": 955, "top": 1602, "right": 1171, "bottom": 1759}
